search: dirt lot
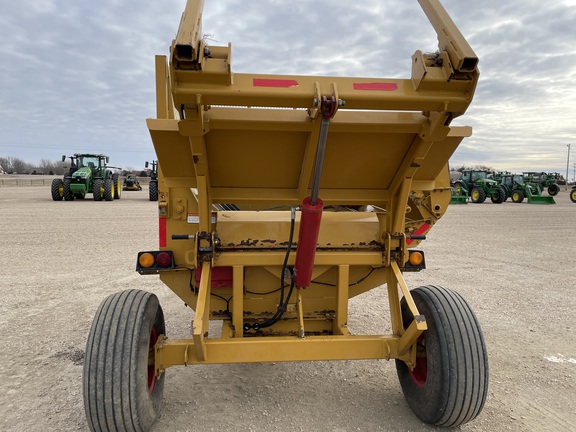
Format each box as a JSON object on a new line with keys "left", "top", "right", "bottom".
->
{"left": 1, "top": 185, "right": 575, "bottom": 432}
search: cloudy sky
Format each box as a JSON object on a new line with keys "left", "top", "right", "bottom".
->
{"left": 1, "top": 0, "right": 575, "bottom": 178}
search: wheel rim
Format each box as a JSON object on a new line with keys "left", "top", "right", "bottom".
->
{"left": 472, "top": 190, "right": 478, "bottom": 200}
{"left": 513, "top": 193, "right": 519, "bottom": 201}
{"left": 409, "top": 335, "right": 427, "bottom": 387}
{"left": 148, "top": 326, "right": 159, "bottom": 394}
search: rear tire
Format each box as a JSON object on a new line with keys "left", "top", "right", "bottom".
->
{"left": 113, "top": 174, "right": 122, "bottom": 199}
{"left": 104, "top": 179, "right": 114, "bottom": 201}
{"left": 396, "top": 285, "right": 489, "bottom": 427}
{"left": 490, "top": 187, "right": 505, "bottom": 204}
{"left": 570, "top": 188, "right": 576, "bottom": 203}
{"left": 83, "top": 289, "right": 165, "bottom": 432}
{"left": 149, "top": 181, "right": 158, "bottom": 201}
{"left": 93, "top": 180, "right": 103, "bottom": 201}
{"left": 547, "top": 184, "right": 559, "bottom": 196}
{"left": 512, "top": 189, "right": 524, "bottom": 203}
{"left": 63, "top": 179, "right": 75, "bottom": 201}
{"left": 51, "top": 179, "right": 63, "bottom": 201}
{"left": 470, "top": 187, "right": 486, "bottom": 203}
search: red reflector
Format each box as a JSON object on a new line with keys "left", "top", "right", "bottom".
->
{"left": 159, "top": 217, "right": 167, "bottom": 248}
{"left": 195, "top": 266, "right": 234, "bottom": 289}
{"left": 156, "top": 252, "right": 172, "bottom": 268}
{"left": 253, "top": 78, "right": 299, "bottom": 88}
{"left": 353, "top": 82, "right": 398, "bottom": 91}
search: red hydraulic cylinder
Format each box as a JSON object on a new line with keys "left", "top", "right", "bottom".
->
{"left": 294, "top": 196, "right": 324, "bottom": 288}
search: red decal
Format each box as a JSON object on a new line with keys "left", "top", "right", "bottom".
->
{"left": 159, "top": 217, "right": 167, "bottom": 248}
{"left": 353, "top": 82, "right": 398, "bottom": 91}
{"left": 406, "top": 222, "right": 431, "bottom": 245}
{"left": 253, "top": 78, "right": 299, "bottom": 88}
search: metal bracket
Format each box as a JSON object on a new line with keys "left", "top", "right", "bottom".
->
{"left": 196, "top": 231, "right": 213, "bottom": 265}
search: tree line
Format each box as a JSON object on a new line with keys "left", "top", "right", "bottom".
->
{"left": 0, "top": 156, "right": 68, "bottom": 175}
{"left": 0, "top": 156, "right": 148, "bottom": 177}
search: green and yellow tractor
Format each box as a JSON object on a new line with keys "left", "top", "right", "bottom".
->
{"left": 51, "top": 153, "right": 121, "bottom": 201}
{"left": 453, "top": 170, "right": 505, "bottom": 203}
{"left": 523, "top": 172, "right": 563, "bottom": 196}
{"left": 498, "top": 174, "right": 555, "bottom": 204}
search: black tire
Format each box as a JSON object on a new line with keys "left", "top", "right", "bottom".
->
{"left": 570, "top": 188, "right": 576, "bottom": 203}
{"left": 396, "top": 285, "right": 489, "bottom": 427}
{"left": 51, "top": 179, "right": 64, "bottom": 201}
{"left": 490, "top": 187, "right": 506, "bottom": 204}
{"left": 113, "top": 174, "right": 122, "bottom": 200}
{"left": 149, "top": 181, "right": 158, "bottom": 201}
{"left": 93, "top": 180, "right": 103, "bottom": 201}
{"left": 63, "top": 179, "right": 75, "bottom": 201}
{"left": 470, "top": 187, "right": 486, "bottom": 203}
{"left": 83, "top": 289, "right": 165, "bottom": 432}
{"left": 547, "top": 183, "right": 559, "bottom": 196}
{"left": 453, "top": 181, "right": 466, "bottom": 196}
{"left": 512, "top": 189, "right": 524, "bottom": 203}
{"left": 104, "top": 179, "right": 114, "bottom": 201}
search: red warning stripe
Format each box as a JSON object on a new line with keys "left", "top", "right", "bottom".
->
{"left": 253, "top": 78, "right": 299, "bottom": 88}
{"left": 159, "top": 217, "right": 167, "bottom": 248}
{"left": 406, "top": 222, "right": 431, "bottom": 245}
{"left": 353, "top": 82, "right": 398, "bottom": 91}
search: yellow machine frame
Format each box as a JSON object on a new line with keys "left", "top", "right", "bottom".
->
{"left": 144, "top": 0, "right": 479, "bottom": 374}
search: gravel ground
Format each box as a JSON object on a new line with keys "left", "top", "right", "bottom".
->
{"left": 1, "top": 185, "right": 575, "bottom": 432}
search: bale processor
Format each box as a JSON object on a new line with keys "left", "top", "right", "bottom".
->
{"left": 83, "top": 0, "right": 489, "bottom": 430}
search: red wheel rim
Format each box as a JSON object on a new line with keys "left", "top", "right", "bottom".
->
{"left": 409, "top": 335, "right": 427, "bottom": 387}
{"left": 148, "top": 326, "right": 159, "bottom": 394}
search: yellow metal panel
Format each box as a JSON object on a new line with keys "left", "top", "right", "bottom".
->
{"left": 145, "top": 0, "right": 480, "bottom": 368}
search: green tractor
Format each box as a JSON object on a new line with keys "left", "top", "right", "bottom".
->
{"left": 145, "top": 160, "right": 158, "bottom": 201}
{"left": 522, "top": 172, "right": 563, "bottom": 196}
{"left": 498, "top": 174, "right": 555, "bottom": 204}
{"left": 51, "top": 154, "right": 121, "bottom": 201}
{"left": 453, "top": 170, "right": 505, "bottom": 204}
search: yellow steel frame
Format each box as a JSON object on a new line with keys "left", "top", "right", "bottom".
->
{"left": 146, "top": 0, "right": 478, "bottom": 376}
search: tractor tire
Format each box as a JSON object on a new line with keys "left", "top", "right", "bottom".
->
{"left": 512, "top": 189, "right": 524, "bottom": 203}
{"left": 570, "top": 188, "right": 576, "bottom": 203}
{"left": 149, "top": 181, "right": 158, "bottom": 201}
{"left": 547, "top": 184, "right": 560, "bottom": 196}
{"left": 396, "top": 285, "right": 489, "bottom": 427}
{"left": 51, "top": 179, "right": 64, "bottom": 201}
{"left": 63, "top": 179, "right": 75, "bottom": 201}
{"left": 453, "top": 181, "right": 466, "bottom": 196}
{"left": 93, "top": 180, "right": 103, "bottom": 201}
{"left": 83, "top": 289, "right": 165, "bottom": 432}
{"left": 104, "top": 179, "right": 114, "bottom": 201}
{"left": 470, "top": 187, "right": 486, "bottom": 203}
{"left": 490, "top": 187, "right": 506, "bottom": 204}
{"left": 113, "top": 174, "right": 122, "bottom": 199}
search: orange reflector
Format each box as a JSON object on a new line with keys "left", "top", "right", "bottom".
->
{"left": 139, "top": 253, "right": 155, "bottom": 268}
{"left": 409, "top": 251, "right": 424, "bottom": 266}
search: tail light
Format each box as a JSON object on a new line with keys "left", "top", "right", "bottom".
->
{"left": 402, "top": 250, "right": 426, "bottom": 272}
{"left": 137, "top": 250, "right": 175, "bottom": 274}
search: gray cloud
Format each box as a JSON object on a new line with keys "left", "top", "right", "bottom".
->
{"left": 0, "top": 0, "right": 574, "bottom": 177}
